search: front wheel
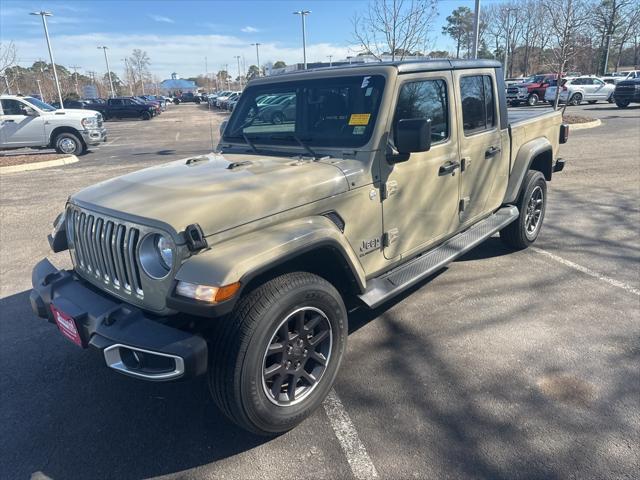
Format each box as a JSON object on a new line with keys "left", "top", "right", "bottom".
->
{"left": 616, "top": 99, "right": 630, "bottom": 108}
{"left": 569, "top": 93, "right": 582, "bottom": 106}
{"left": 54, "top": 132, "right": 85, "bottom": 156}
{"left": 527, "top": 93, "right": 539, "bottom": 106}
{"left": 208, "top": 272, "right": 347, "bottom": 435}
{"left": 500, "top": 170, "right": 547, "bottom": 250}
{"left": 141, "top": 111, "right": 152, "bottom": 120}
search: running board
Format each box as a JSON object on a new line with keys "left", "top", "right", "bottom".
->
{"left": 358, "top": 206, "right": 519, "bottom": 308}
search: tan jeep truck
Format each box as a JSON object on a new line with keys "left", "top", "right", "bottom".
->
{"left": 31, "top": 60, "right": 568, "bottom": 435}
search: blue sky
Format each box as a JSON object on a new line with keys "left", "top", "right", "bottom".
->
{"left": 1, "top": 0, "right": 488, "bottom": 79}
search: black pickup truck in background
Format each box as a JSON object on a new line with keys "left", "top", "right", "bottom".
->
{"left": 614, "top": 78, "right": 640, "bottom": 108}
{"left": 86, "top": 97, "right": 156, "bottom": 120}
{"left": 174, "top": 92, "right": 202, "bottom": 105}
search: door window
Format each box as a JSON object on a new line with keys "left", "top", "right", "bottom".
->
{"left": 1, "top": 99, "right": 28, "bottom": 115}
{"left": 394, "top": 79, "right": 449, "bottom": 143}
{"left": 459, "top": 75, "right": 495, "bottom": 135}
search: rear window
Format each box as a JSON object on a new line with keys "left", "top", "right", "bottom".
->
{"left": 459, "top": 75, "right": 496, "bottom": 135}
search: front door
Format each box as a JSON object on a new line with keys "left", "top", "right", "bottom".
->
{"left": 453, "top": 71, "right": 506, "bottom": 225}
{"left": 0, "top": 99, "right": 46, "bottom": 147}
{"left": 381, "top": 71, "right": 460, "bottom": 260}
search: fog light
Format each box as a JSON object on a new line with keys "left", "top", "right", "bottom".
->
{"left": 176, "top": 281, "right": 241, "bottom": 303}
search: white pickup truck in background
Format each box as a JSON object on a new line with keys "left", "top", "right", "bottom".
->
{"left": 0, "top": 95, "right": 106, "bottom": 156}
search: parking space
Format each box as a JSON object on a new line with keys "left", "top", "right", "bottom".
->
{"left": 1, "top": 103, "right": 638, "bottom": 479}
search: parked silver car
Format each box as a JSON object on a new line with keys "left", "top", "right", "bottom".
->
{"left": 545, "top": 76, "right": 615, "bottom": 105}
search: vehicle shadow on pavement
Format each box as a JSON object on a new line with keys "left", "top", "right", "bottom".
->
{"left": 0, "top": 291, "right": 268, "bottom": 480}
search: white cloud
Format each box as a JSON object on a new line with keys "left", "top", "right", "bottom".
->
{"left": 11, "top": 33, "right": 356, "bottom": 79}
{"left": 148, "top": 14, "right": 174, "bottom": 23}
{"left": 241, "top": 26, "right": 259, "bottom": 33}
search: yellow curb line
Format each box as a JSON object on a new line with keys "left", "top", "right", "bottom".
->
{"left": 0, "top": 155, "right": 79, "bottom": 174}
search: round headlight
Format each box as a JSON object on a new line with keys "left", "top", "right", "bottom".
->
{"left": 157, "top": 235, "right": 173, "bottom": 269}
{"left": 139, "top": 233, "right": 173, "bottom": 279}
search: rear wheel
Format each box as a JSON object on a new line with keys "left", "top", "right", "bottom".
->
{"left": 54, "top": 132, "right": 85, "bottom": 156}
{"left": 208, "top": 272, "right": 347, "bottom": 435}
{"left": 527, "top": 93, "right": 539, "bottom": 106}
{"left": 569, "top": 93, "right": 583, "bottom": 106}
{"left": 141, "top": 111, "right": 152, "bottom": 120}
{"left": 608, "top": 94, "right": 615, "bottom": 103}
{"left": 271, "top": 112, "right": 285, "bottom": 124}
{"left": 500, "top": 170, "right": 547, "bottom": 250}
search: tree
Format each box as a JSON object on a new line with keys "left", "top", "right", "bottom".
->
{"left": 593, "top": 0, "right": 635, "bottom": 74}
{"left": 428, "top": 50, "right": 450, "bottom": 58}
{"left": 442, "top": 6, "right": 474, "bottom": 59}
{"left": 103, "top": 71, "right": 123, "bottom": 96}
{"left": 128, "top": 49, "right": 151, "bottom": 94}
{"left": 246, "top": 65, "right": 260, "bottom": 80}
{"left": 216, "top": 70, "right": 231, "bottom": 88}
{"left": 352, "top": 0, "right": 438, "bottom": 61}
{"left": 272, "top": 60, "right": 287, "bottom": 69}
{"left": 542, "top": 0, "right": 591, "bottom": 109}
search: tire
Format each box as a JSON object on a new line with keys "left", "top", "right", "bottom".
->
{"left": 500, "top": 170, "right": 547, "bottom": 250}
{"left": 54, "top": 132, "right": 85, "bottom": 156}
{"left": 195, "top": 99, "right": 201, "bottom": 104}
{"left": 587, "top": 100, "right": 597, "bottom": 104}
{"left": 271, "top": 112, "right": 285, "bottom": 124}
{"left": 616, "top": 99, "right": 630, "bottom": 108}
{"left": 174, "top": 99, "right": 180, "bottom": 105}
{"left": 608, "top": 94, "right": 615, "bottom": 103}
{"left": 141, "top": 111, "right": 152, "bottom": 120}
{"left": 208, "top": 272, "right": 347, "bottom": 435}
{"left": 527, "top": 93, "right": 539, "bottom": 106}
{"left": 569, "top": 93, "right": 582, "bottom": 106}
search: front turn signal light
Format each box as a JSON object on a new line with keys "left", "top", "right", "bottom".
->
{"left": 176, "top": 281, "right": 241, "bottom": 303}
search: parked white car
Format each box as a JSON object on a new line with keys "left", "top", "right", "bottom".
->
{"left": 602, "top": 70, "right": 640, "bottom": 85}
{"left": 0, "top": 95, "right": 106, "bottom": 155}
{"left": 544, "top": 76, "right": 615, "bottom": 106}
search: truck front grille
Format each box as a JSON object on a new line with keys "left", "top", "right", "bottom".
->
{"left": 67, "top": 207, "right": 144, "bottom": 298}
{"left": 507, "top": 87, "right": 519, "bottom": 94}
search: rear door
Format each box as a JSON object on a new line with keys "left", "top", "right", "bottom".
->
{"left": 453, "top": 70, "right": 508, "bottom": 226}
{"left": 0, "top": 99, "right": 46, "bottom": 147}
{"left": 591, "top": 78, "right": 608, "bottom": 99}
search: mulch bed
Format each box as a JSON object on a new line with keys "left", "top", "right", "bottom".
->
{"left": 0, "top": 153, "right": 70, "bottom": 167}
{"left": 562, "top": 114, "right": 597, "bottom": 124}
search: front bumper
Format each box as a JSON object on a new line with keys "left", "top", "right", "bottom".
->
{"left": 507, "top": 92, "right": 528, "bottom": 101}
{"left": 81, "top": 127, "right": 107, "bottom": 145}
{"left": 30, "top": 258, "right": 208, "bottom": 381}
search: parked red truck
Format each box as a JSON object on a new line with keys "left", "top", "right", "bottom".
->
{"left": 506, "top": 74, "right": 558, "bottom": 106}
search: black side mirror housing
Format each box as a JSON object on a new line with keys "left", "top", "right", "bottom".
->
{"left": 395, "top": 118, "right": 431, "bottom": 155}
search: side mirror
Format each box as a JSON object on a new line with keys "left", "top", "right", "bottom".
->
{"left": 219, "top": 120, "right": 228, "bottom": 136}
{"left": 24, "top": 107, "right": 38, "bottom": 117}
{"left": 395, "top": 118, "right": 431, "bottom": 154}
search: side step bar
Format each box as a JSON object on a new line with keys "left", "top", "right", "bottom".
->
{"left": 358, "top": 206, "right": 519, "bottom": 308}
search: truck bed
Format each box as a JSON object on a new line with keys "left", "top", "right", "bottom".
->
{"left": 508, "top": 108, "right": 556, "bottom": 126}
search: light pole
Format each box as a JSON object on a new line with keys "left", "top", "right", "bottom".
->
{"left": 603, "top": 33, "right": 612, "bottom": 75}
{"left": 251, "top": 43, "right": 261, "bottom": 76}
{"left": 327, "top": 55, "right": 333, "bottom": 67}
{"left": 2, "top": 73, "right": 11, "bottom": 94}
{"left": 503, "top": 8, "right": 513, "bottom": 79}
{"left": 471, "top": 0, "right": 481, "bottom": 59}
{"left": 70, "top": 65, "right": 81, "bottom": 96}
{"left": 293, "top": 10, "right": 311, "bottom": 69}
{"left": 30, "top": 11, "right": 64, "bottom": 109}
{"left": 225, "top": 64, "right": 230, "bottom": 90}
{"left": 98, "top": 46, "right": 116, "bottom": 97}
{"left": 234, "top": 55, "right": 243, "bottom": 89}
{"left": 36, "top": 78, "right": 44, "bottom": 101}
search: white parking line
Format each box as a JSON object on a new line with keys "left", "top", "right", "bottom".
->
{"left": 532, "top": 247, "right": 640, "bottom": 296}
{"left": 323, "top": 389, "right": 379, "bottom": 480}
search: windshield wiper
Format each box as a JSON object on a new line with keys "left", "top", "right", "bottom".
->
{"left": 269, "top": 134, "right": 317, "bottom": 159}
{"left": 242, "top": 132, "right": 259, "bottom": 154}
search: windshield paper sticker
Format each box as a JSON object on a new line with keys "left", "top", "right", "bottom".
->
{"left": 349, "top": 113, "right": 371, "bottom": 126}
{"left": 352, "top": 126, "right": 366, "bottom": 135}
{"left": 361, "top": 76, "right": 371, "bottom": 88}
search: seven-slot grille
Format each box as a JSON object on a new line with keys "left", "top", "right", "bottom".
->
{"left": 67, "top": 207, "right": 144, "bottom": 297}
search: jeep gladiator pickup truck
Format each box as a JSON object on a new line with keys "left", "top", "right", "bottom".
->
{"left": 0, "top": 95, "right": 106, "bottom": 155}
{"left": 31, "top": 60, "right": 568, "bottom": 435}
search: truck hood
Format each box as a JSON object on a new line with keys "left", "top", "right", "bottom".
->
{"left": 71, "top": 152, "right": 349, "bottom": 237}
{"left": 50, "top": 108, "right": 101, "bottom": 119}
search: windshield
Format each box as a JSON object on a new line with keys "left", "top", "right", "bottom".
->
{"left": 224, "top": 75, "right": 385, "bottom": 148}
{"left": 23, "top": 97, "right": 56, "bottom": 112}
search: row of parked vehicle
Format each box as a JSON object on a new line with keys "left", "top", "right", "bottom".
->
{"left": 206, "top": 91, "right": 243, "bottom": 111}
{"left": 505, "top": 70, "right": 640, "bottom": 108}
{"left": 52, "top": 95, "right": 170, "bottom": 120}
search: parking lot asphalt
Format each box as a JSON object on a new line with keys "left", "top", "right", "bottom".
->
{"left": 1, "top": 103, "right": 638, "bottom": 479}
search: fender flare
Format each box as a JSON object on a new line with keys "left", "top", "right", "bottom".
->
{"left": 174, "top": 215, "right": 366, "bottom": 295}
{"left": 503, "top": 137, "right": 552, "bottom": 204}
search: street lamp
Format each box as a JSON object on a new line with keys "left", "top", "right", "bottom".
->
{"left": 603, "top": 33, "right": 612, "bottom": 76}
{"left": 234, "top": 55, "right": 243, "bottom": 89}
{"left": 471, "top": 0, "right": 481, "bottom": 59}
{"left": 251, "top": 43, "right": 261, "bottom": 76}
{"left": 503, "top": 8, "right": 514, "bottom": 80}
{"left": 327, "top": 55, "right": 333, "bottom": 67}
{"left": 30, "top": 11, "right": 64, "bottom": 109}
{"left": 97, "top": 46, "right": 116, "bottom": 98}
{"left": 293, "top": 10, "right": 311, "bottom": 69}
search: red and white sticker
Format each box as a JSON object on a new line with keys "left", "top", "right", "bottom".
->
{"left": 51, "top": 305, "right": 83, "bottom": 347}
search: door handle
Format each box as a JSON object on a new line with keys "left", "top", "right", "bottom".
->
{"left": 439, "top": 161, "right": 460, "bottom": 176}
{"left": 2, "top": 119, "right": 16, "bottom": 124}
{"left": 485, "top": 146, "right": 501, "bottom": 158}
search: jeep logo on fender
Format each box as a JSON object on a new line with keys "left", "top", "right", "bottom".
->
{"left": 360, "top": 237, "right": 380, "bottom": 256}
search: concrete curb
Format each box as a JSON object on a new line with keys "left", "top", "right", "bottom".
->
{"left": 0, "top": 154, "right": 79, "bottom": 174}
{"left": 568, "top": 119, "right": 601, "bottom": 130}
